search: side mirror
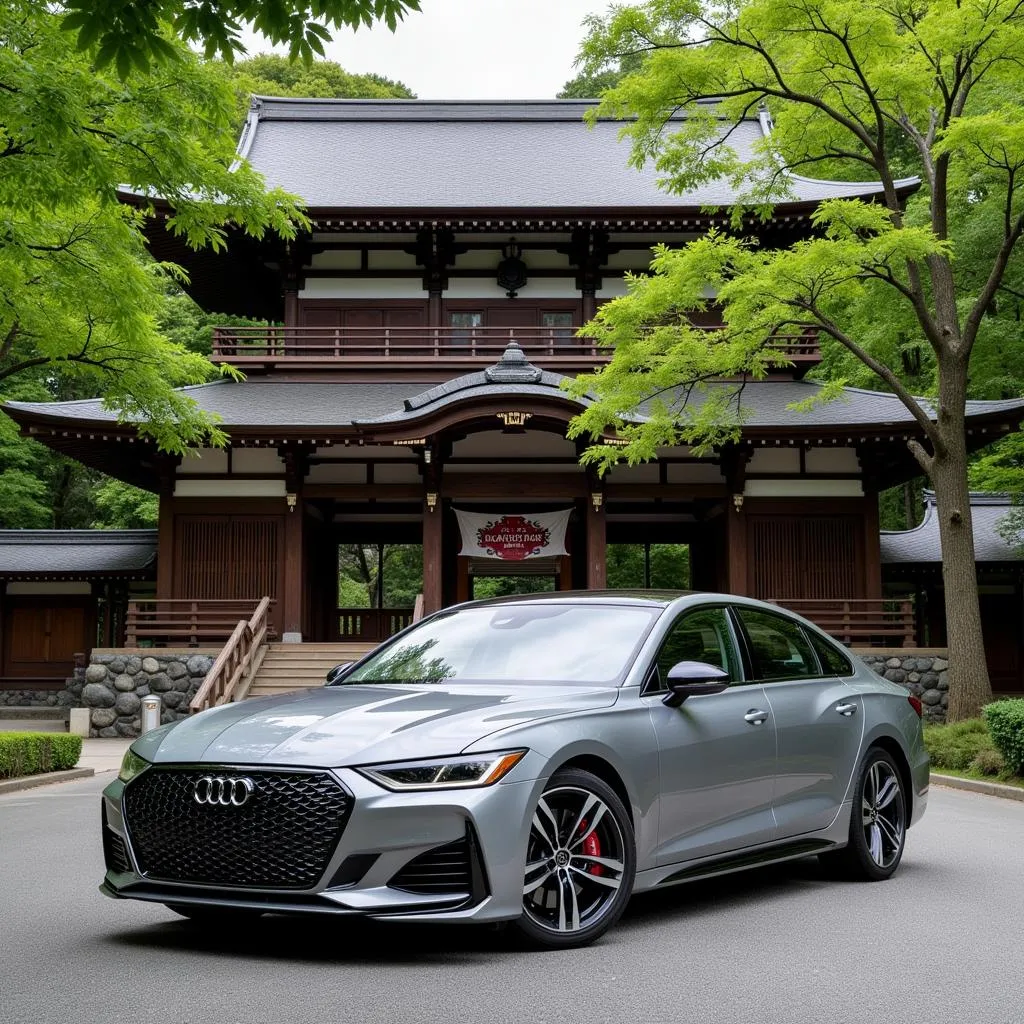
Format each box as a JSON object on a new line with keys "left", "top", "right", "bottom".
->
{"left": 662, "top": 661, "right": 730, "bottom": 708}
{"left": 325, "top": 662, "right": 354, "bottom": 685}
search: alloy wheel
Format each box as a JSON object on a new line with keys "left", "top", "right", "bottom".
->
{"left": 522, "top": 784, "right": 628, "bottom": 935}
{"left": 861, "top": 759, "right": 905, "bottom": 870}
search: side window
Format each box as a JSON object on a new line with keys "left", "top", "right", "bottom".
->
{"left": 735, "top": 607, "right": 818, "bottom": 682}
{"left": 806, "top": 629, "right": 854, "bottom": 677}
{"left": 653, "top": 607, "right": 741, "bottom": 690}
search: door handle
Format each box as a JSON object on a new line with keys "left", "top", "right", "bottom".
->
{"left": 835, "top": 702, "right": 858, "bottom": 717}
{"left": 744, "top": 710, "right": 769, "bottom": 725}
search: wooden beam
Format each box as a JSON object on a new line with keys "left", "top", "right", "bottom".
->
{"left": 422, "top": 466, "right": 443, "bottom": 614}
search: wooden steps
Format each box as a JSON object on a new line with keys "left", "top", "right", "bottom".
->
{"left": 245, "top": 642, "right": 377, "bottom": 699}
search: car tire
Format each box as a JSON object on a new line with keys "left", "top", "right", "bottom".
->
{"left": 164, "top": 903, "right": 265, "bottom": 924}
{"left": 819, "top": 747, "right": 907, "bottom": 881}
{"left": 513, "top": 767, "right": 636, "bottom": 950}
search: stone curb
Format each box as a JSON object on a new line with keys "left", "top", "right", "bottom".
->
{"left": 931, "top": 772, "right": 1024, "bottom": 802}
{"left": 0, "top": 767, "right": 95, "bottom": 795}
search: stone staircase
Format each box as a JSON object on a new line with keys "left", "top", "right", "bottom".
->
{"left": 244, "top": 642, "right": 378, "bottom": 700}
{"left": 0, "top": 707, "right": 69, "bottom": 733}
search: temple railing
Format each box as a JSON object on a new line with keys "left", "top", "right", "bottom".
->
{"left": 125, "top": 599, "right": 277, "bottom": 648}
{"left": 338, "top": 607, "right": 416, "bottom": 644}
{"left": 770, "top": 598, "right": 916, "bottom": 648}
{"left": 190, "top": 597, "right": 272, "bottom": 713}
{"left": 211, "top": 325, "right": 821, "bottom": 372}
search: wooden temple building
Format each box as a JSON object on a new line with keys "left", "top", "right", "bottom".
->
{"left": 4, "top": 99, "right": 1024, "bottom": 696}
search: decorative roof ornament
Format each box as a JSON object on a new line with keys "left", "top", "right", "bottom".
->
{"left": 484, "top": 342, "right": 543, "bottom": 384}
{"left": 496, "top": 238, "right": 528, "bottom": 298}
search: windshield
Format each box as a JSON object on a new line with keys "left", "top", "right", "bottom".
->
{"left": 338, "top": 604, "right": 661, "bottom": 686}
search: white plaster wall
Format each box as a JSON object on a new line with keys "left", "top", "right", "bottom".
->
{"left": 744, "top": 479, "right": 864, "bottom": 498}
{"left": 748, "top": 448, "right": 801, "bottom": 473}
{"left": 443, "top": 278, "right": 581, "bottom": 299}
{"left": 595, "top": 277, "right": 629, "bottom": 298}
{"left": 607, "top": 464, "right": 660, "bottom": 484}
{"left": 308, "top": 250, "right": 361, "bottom": 270}
{"left": 299, "top": 279, "right": 425, "bottom": 299}
{"left": 374, "top": 462, "right": 421, "bottom": 484}
{"left": 805, "top": 446, "right": 861, "bottom": 473}
{"left": 305, "top": 463, "right": 367, "bottom": 484}
{"left": 173, "top": 479, "right": 287, "bottom": 498}
{"left": 232, "top": 449, "right": 285, "bottom": 474}
{"left": 179, "top": 448, "right": 228, "bottom": 474}
{"left": 665, "top": 462, "right": 725, "bottom": 484}
{"left": 6, "top": 581, "right": 92, "bottom": 595}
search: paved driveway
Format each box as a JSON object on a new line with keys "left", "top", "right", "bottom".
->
{"left": 2, "top": 775, "right": 1023, "bottom": 1024}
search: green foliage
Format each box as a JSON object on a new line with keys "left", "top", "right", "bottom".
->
{"left": 61, "top": 1, "right": 420, "bottom": 69}
{"left": 220, "top": 54, "right": 414, "bottom": 131}
{"left": 472, "top": 576, "right": 555, "bottom": 599}
{"left": 92, "top": 480, "right": 158, "bottom": 529}
{"left": 606, "top": 544, "right": 690, "bottom": 589}
{"left": 983, "top": 700, "right": 1024, "bottom": 775}
{"left": 923, "top": 719, "right": 995, "bottom": 772}
{"left": 0, "top": 732, "right": 83, "bottom": 778}
{"left": 337, "top": 544, "right": 422, "bottom": 608}
{"left": 1, "top": 2, "right": 306, "bottom": 454}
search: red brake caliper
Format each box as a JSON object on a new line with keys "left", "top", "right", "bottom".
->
{"left": 578, "top": 819, "right": 604, "bottom": 876}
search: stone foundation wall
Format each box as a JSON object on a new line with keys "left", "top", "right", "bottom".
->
{"left": 0, "top": 689, "right": 77, "bottom": 708}
{"left": 854, "top": 650, "right": 950, "bottom": 723}
{"left": 78, "top": 652, "right": 215, "bottom": 737}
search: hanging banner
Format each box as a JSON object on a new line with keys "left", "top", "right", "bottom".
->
{"left": 454, "top": 508, "right": 572, "bottom": 561}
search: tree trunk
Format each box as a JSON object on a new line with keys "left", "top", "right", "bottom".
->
{"left": 928, "top": 432, "right": 991, "bottom": 721}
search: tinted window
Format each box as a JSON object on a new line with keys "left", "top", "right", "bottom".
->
{"left": 341, "top": 604, "right": 660, "bottom": 686}
{"left": 806, "top": 629, "right": 854, "bottom": 676}
{"left": 653, "top": 607, "right": 741, "bottom": 689}
{"left": 735, "top": 607, "right": 818, "bottom": 682}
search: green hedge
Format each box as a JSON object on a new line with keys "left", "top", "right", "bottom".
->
{"left": 983, "top": 700, "right": 1024, "bottom": 775}
{"left": 0, "top": 733, "right": 83, "bottom": 779}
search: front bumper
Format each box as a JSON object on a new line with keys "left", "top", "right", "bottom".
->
{"left": 101, "top": 761, "right": 546, "bottom": 923}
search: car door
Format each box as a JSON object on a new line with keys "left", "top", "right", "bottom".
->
{"left": 732, "top": 606, "right": 865, "bottom": 838}
{"left": 646, "top": 605, "right": 778, "bottom": 866}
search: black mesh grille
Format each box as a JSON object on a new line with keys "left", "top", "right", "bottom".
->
{"left": 123, "top": 768, "right": 351, "bottom": 889}
{"left": 103, "top": 827, "right": 131, "bottom": 874}
{"left": 388, "top": 836, "right": 471, "bottom": 895}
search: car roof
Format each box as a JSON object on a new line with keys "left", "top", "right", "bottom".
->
{"left": 455, "top": 589, "right": 695, "bottom": 611}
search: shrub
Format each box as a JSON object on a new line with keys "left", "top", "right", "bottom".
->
{"left": 923, "top": 718, "right": 994, "bottom": 771}
{"left": 983, "top": 700, "right": 1024, "bottom": 775}
{"left": 970, "top": 747, "right": 1005, "bottom": 776}
{"left": 0, "top": 733, "right": 83, "bottom": 779}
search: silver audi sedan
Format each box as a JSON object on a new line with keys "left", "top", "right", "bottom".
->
{"left": 101, "top": 592, "right": 929, "bottom": 949}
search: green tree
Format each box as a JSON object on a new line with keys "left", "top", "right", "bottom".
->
{"left": 567, "top": 0, "right": 1024, "bottom": 720}
{"left": 0, "top": 3, "right": 305, "bottom": 454}
{"left": 61, "top": 1, "right": 420, "bottom": 70}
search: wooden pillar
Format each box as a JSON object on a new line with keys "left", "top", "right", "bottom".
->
{"left": 281, "top": 446, "right": 308, "bottom": 641}
{"left": 559, "top": 555, "right": 573, "bottom": 592}
{"left": 725, "top": 501, "right": 748, "bottom": 595}
{"left": 155, "top": 455, "right": 178, "bottom": 599}
{"left": 586, "top": 484, "right": 606, "bottom": 590}
{"left": 862, "top": 494, "right": 883, "bottom": 599}
{"left": 721, "top": 443, "right": 751, "bottom": 596}
{"left": 456, "top": 557, "right": 471, "bottom": 603}
{"left": 422, "top": 462, "right": 443, "bottom": 613}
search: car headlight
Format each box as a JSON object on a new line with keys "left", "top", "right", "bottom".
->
{"left": 358, "top": 750, "right": 526, "bottom": 791}
{"left": 118, "top": 748, "right": 150, "bottom": 783}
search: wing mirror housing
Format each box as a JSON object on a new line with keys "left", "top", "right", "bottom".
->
{"left": 663, "top": 661, "right": 730, "bottom": 707}
{"left": 325, "top": 662, "right": 354, "bottom": 685}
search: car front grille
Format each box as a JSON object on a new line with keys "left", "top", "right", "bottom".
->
{"left": 388, "top": 835, "right": 472, "bottom": 895}
{"left": 123, "top": 768, "right": 351, "bottom": 889}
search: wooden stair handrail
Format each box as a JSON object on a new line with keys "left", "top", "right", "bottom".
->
{"left": 413, "top": 594, "right": 425, "bottom": 622}
{"left": 189, "top": 597, "right": 272, "bottom": 714}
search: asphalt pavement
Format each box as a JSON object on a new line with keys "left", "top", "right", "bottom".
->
{"left": 2, "top": 776, "right": 1022, "bottom": 1024}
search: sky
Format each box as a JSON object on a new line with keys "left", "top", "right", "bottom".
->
{"left": 239, "top": 0, "right": 612, "bottom": 99}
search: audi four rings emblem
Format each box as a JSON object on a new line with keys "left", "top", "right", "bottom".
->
{"left": 192, "top": 776, "right": 255, "bottom": 807}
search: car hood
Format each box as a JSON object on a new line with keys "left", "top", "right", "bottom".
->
{"left": 133, "top": 682, "right": 618, "bottom": 767}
